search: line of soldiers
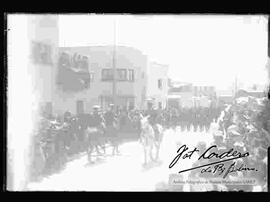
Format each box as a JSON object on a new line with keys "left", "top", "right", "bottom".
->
{"left": 144, "top": 106, "right": 223, "bottom": 132}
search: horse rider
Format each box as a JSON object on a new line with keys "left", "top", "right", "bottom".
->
{"left": 104, "top": 103, "right": 120, "bottom": 155}
{"left": 77, "top": 110, "right": 91, "bottom": 152}
{"left": 86, "top": 105, "right": 106, "bottom": 162}
{"left": 147, "top": 106, "right": 163, "bottom": 141}
{"left": 62, "top": 111, "right": 76, "bottom": 154}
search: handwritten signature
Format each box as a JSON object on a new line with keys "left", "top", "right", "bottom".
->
{"left": 169, "top": 144, "right": 257, "bottom": 178}
{"left": 201, "top": 162, "right": 257, "bottom": 178}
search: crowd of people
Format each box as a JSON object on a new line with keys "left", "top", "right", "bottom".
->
{"left": 30, "top": 104, "right": 223, "bottom": 180}
{"left": 155, "top": 96, "right": 270, "bottom": 192}
{"left": 32, "top": 97, "right": 270, "bottom": 192}
{"left": 31, "top": 104, "right": 140, "bottom": 178}
{"left": 187, "top": 96, "right": 269, "bottom": 192}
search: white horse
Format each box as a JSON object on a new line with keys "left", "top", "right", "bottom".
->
{"left": 139, "top": 115, "right": 164, "bottom": 166}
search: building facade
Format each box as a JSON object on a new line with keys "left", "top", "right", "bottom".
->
{"left": 192, "top": 85, "right": 216, "bottom": 98}
{"left": 167, "top": 82, "right": 216, "bottom": 108}
{"left": 145, "top": 62, "right": 169, "bottom": 109}
{"left": 55, "top": 46, "right": 148, "bottom": 114}
{"left": 8, "top": 14, "right": 60, "bottom": 190}
{"left": 216, "top": 89, "right": 234, "bottom": 106}
{"left": 168, "top": 82, "right": 194, "bottom": 108}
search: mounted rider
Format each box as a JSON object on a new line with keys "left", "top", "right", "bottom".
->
{"left": 86, "top": 105, "right": 106, "bottom": 159}
{"left": 140, "top": 106, "right": 164, "bottom": 165}
{"left": 104, "top": 103, "right": 120, "bottom": 155}
{"left": 146, "top": 106, "right": 162, "bottom": 141}
{"left": 104, "top": 104, "right": 117, "bottom": 126}
{"left": 90, "top": 105, "right": 105, "bottom": 130}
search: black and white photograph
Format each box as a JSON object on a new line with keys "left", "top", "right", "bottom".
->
{"left": 6, "top": 14, "right": 270, "bottom": 192}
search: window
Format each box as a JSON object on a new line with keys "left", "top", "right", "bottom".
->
{"left": 32, "top": 42, "right": 52, "bottom": 65}
{"left": 128, "top": 69, "right": 134, "bottom": 81}
{"left": 89, "top": 72, "right": 94, "bottom": 82}
{"left": 102, "top": 68, "right": 134, "bottom": 81}
{"left": 158, "top": 79, "right": 162, "bottom": 89}
{"left": 117, "top": 69, "right": 127, "bottom": 81}
{"left": 102, "top": 69, "right": 113, "bottom": 81}
{"left": 76, "top": 100, "right": 84, "bottom": 114}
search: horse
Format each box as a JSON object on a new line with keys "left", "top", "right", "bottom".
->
{"left": 139, "top": 115, "right": 164, "bottom": 166}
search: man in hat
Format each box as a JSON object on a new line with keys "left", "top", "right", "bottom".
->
{"left": 147, "top": 106, "right": 158, "bottom": 126}
{"left": 87, "top": 105, "right": 106, "bottom": 158}
{"left": 104, "top": 104, "right": 120, "bottom": 155}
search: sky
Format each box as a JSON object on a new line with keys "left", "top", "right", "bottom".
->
{"left": 59, "top": 14, "right": 269, "bottom": 90}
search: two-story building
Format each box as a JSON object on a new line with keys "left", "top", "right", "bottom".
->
{"left": 8, "top": 14, "right": 60, "bottom": 190}
{"left": 13, "top": 15, "right": 168, "bottom": 117}
{"left": 56, "top": 45, "right": 148, "bottom": 113}
{"left": 192, "top": 85, "right": 216, "bottom": 98}
{"left": 145, "top": 62, "right": 169, "bottom": 109}
{"left": 168, "top": 82, "right": 194, "bottom": 108}
{"left": 167, "top": 82, "right": 216, "bottom": 108}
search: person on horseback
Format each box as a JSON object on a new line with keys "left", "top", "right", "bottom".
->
{"left": 86, "top": 105, "right": 106, "bottom": 163}
{"left": 139, "top": 111, "right": 163, "bottom": 166}
{"left": 104, "top": 104, "right": 120, "bottom": 155}
{"left": 146, "top": 106, "right": 159, "bottom": 138}
{"left": 139, "top": 114, "right": 155, "bottom": 165}
{"left": 77, "top": 112, "right": 88, "bottom": 152}
{"left": 144, "top": 106, "right": 163, "bottom": 160}
{"left": 63, "top": 111, "right": 78, "bottom": 155}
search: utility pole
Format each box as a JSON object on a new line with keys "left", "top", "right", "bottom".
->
{"left": 112, "top": 18, "right": 117, "bottom": 108}
{"left": 234, "top": 75, "right": 238, "bottom": 98}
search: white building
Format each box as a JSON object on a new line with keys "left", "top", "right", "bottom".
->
{"left": 10, "top": 15, "right": 167, "bottom": 116}
{"left": 193, "top": 85, "right": 216, "bottom": 98}
{"left": 193, "top": 96, "right": 211, "bottom": 108}
{"left": 216, "top": 89, "right": 234, "bottom": 105}
{"left": 145, "top": 62, "right": 169, "bottom": 109}
{"left": 168, "top": 82, "right": 216, "bottom": 108}
{"left": 56, "top": 45, "right": 148, "bottom": 114}
{"left": 267, "top": 58, "right": 270, "bottom": 83}
{"left": 8, "top": 14, "right": 60, "bottom": 190}
{"left": 168, "top": 82, "right": 193, "bottom": 108}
